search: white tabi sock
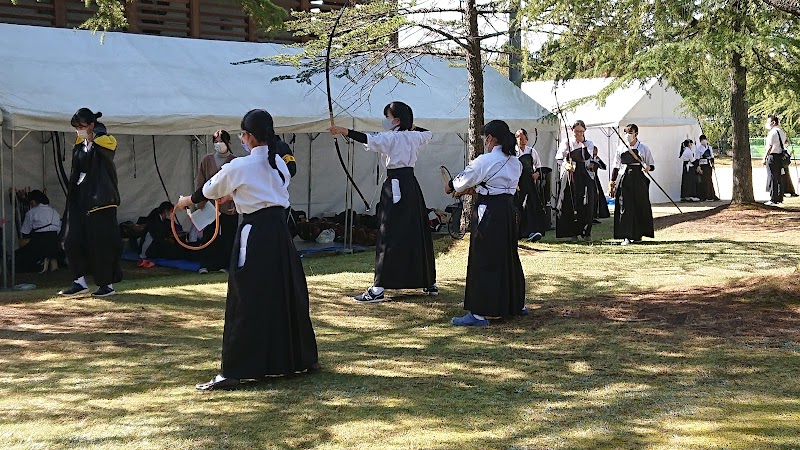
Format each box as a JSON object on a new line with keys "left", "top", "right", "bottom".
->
{"left": 74, "top": 277, "right": 88, "bottom": 289}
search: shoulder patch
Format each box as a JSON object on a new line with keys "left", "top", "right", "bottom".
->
{"left": 282, "top": 155, "right": 296, "bottom": 164}
{"left": 94, "top": 135, "right": 118, "bottom": 151}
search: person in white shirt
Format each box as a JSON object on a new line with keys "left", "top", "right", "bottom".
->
{"left": 15, "top": 190, "right": 61, "bottom": 273}
{"left": 514, "top": 128, "right": 549, "bottom": 241}
{"left": 609, "top": 123, "right": 655, "bottom": 246}
{"left": 679, "top": 139, "right": 700, "bottom": 202}
{"left": 446, "top": 120, "right": 526, "bottom": 327}
{"left": 555, "top": 120, "right": 597, "bottom": 241}
{"left": 763, "top": 114, "right": 788, "bottom": 205}
{"left": 177, "top": 109, "right": 318, "bottom": 391}
{"left": 328, "top": 101, "right": 437, "bottom": 303}
{"left": 694, "top": 134, "right": 719, "bottom": 201}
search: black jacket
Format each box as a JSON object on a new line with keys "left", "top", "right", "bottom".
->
{"left": 276, "top": 136, "right": 297, "bottom": 178}
{"left": 68, "top": 122, "right": 120, "bottom": 213}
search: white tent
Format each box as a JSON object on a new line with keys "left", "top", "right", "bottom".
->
{"left": 522, "top": 78, "right": 702, "bottom": 204}
{"left": 0, "top": 23, "right": 556, "bottom": 285}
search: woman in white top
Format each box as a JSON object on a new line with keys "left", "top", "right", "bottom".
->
{"left": 609, "top": 123, "right": 655, "bottom": 245}
{"left": 15, "top": 190, "right": 61, "bottom": 273}
{"left": 177, "top": 109, "right": 318, "bottom": 390}
{"left": 328, "top": 101, "right": 437, "bottom": 303}
{"left": 679, "top": 139, "right": 700, "bottom": 202}
{"left": 514, "top": 128, "right": 549, "bottom": 241}
{"left": 555, "top": 120, "right": 597, "bottom": 241}
{"left": 446, "top": 120, "right": 526, "bottom": 327}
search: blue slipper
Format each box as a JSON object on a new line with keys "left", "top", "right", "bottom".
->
{"left": 451, "top": 312, "right": 489, "bottom": 327}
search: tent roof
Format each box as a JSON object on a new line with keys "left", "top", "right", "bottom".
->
{"left": 0, "top": 23, "right": 551, "bottom": 135}
{"left": 521, "top": 77, "right": 697, "bottom": 128}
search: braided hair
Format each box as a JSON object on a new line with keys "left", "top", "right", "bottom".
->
{"left": 241, "top": 109, "right": 285, "bottom": 184}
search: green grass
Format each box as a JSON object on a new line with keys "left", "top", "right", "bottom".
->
{"left": 2, "top": 204, "right": 800, "bottom": 449}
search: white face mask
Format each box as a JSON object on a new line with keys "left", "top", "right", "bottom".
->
{"left": 214, "top": 142, "right": 228, "bottom": 154}
{"left": 626, "top": 133, "right": 636, "bottom": 144}
{"left": 765, "top": 121, "right": 772, "bottom": 130}
{"left": 76, "top": 129, "right": 89, "bottom": 139}
{"left": 382, "top": 118, "right": 397, "bottom": 131}
{"left": 700, "top": 140, "right": 708, "bottom": 146}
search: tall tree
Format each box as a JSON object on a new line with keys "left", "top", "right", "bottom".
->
{"left": 523, "top": 0, "right": 800, "bottom": 204}
{"left": 273, "top": 0, "right": 517, "bottom": 220}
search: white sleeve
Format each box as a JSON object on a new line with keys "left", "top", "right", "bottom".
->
{"left": 365, "top": 130, "right": 432, "bottom": 155}
{"left": 452, "top": 155, "right": 489, "bottom": 192}
{"left": 766, "top": 130, "right": 775, "bottom": 152}
{"left": 556, "top": 141, "right": 569, "bottom": 161}
{"left": 202, "top": 159, "right": 241, "bottom": 200}
{"left": 531, "top": 148, "right": 542, "bottom": 169}
{"left": 612, "top": 145, "right": 624, "bottom": 170}
{"left": 20, "top": 211, "right": 32, "bottom": 235}
{"left": 642, "top": 145, "right": 655, "bottom": 167}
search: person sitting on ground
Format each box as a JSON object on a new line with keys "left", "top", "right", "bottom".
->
{"left": 138, "top": 201, "right": 186, "bottom": 265}
{"left": 15, "top": 190, "right": 61, "bottom": 273}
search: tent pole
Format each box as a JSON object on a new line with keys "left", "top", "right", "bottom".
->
{"left": 307, "top": 133, "right": 319, "bottom": 218}
{"left": 10, "top": 129, "right": 15, "bottom": 287}
{"left": 1, "top": 124, "right": 6, "bottom": 288}
{"left": 42, "top": 132, "right": 47, "bottom": 192}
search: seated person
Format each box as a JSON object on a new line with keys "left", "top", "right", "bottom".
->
{"left": 16, "top": 190, "right": 61, "bottom": 273}
{"left": 139, "top": 201, "right": 187, "bottom": 262}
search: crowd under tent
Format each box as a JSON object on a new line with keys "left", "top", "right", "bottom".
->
{"left": 0, "top": 23, "right": 556, "bottom": 287}
{"left": 522, "top": 78, "right": 703, "bottom": 204}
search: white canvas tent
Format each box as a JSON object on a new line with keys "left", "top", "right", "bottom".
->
{"left": 522, "top": 78, "right": 702, "bottom": 204}
{"left": 0, "top": 23, "right": 556, "bottom": 286}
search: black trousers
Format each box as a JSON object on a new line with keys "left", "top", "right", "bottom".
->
{"left": 64, "top": 207, "right": 123, "bottom": 286}
{"left": 767, "top": 154, "right": 784, "bottom": 203}
{"left": 15, "top": 231, "right": 59, "bottom": 272}
{"left": 200, "top": 213, "right": 239, "bottom": 270}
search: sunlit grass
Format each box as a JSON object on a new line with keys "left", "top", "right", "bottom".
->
{"left": 1, "top": 205, "right": 800, "bottom": 448}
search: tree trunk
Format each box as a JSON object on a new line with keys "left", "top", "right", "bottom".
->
{"left": 729, "top": 33, "right": 754, "bottom": 203}
{"left": 759, "top": 0, "right": 800, "bottom": 16}
{"left": 461, "top": 0, "right": 484, "bottom": 231}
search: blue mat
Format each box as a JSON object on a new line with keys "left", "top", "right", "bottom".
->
{"left": 123, "top": 245, "right": 370, "bottom": 270}
{"left": 122, "top": 250, "right": 201, "bottom": 272}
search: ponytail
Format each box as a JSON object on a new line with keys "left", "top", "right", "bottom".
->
{"left": 483, "top": 120, "right": 516, "bottom": 156}
{"left": 241, "top": 109, "right": 285, "bottom": 184}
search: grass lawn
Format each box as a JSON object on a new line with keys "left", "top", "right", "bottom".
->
{"left": 2, "top": 201, "right": 800, "bottom": 449}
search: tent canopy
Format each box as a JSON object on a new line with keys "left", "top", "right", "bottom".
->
{"left": 0, "top": 23, "right": 551, "bottom": 134}
{"left": 521, "top": 78, "right": 696, "bottom": 129}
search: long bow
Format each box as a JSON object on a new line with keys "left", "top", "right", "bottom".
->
{"left": 326, "top": 1, "right": 371, "bottom": 212}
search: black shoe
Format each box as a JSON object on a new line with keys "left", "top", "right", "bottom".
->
{"left": 58, "top": 283, "right": 89, "bottom": 296}
{"left": 592, "top": 219, "right": 602, "bottom": 224}
{"left": 354, "top": 288, "right": 384, "bottom": 303}
{"left": 526, "top": 232, "right": 543, "bottom": 243}
{"left": 196, "top": 375, "right": 241, "bottom": 391}
{"left": 422, "top": 285, "right": 439, "bottom": 296}
{"left": 92, "top": 286, "right": 116, "bottom": 297}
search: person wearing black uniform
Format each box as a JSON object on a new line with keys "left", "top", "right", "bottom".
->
{"left": 328, "top": 101, "right": 437, "bottom": 303}
{"left": 609, "top": 124, "right": 655, "bottom": 246}
{"left": 447, "top": 120, "right": 525, "bottom": 326}
{"left": 139, "top": 201, "right": 186, "bottom": 260}
{"left": 555, "top": 120, "right": 597, "bottom": 241}
{"left": 694, "top": 135, "right": 719, "bottom": 201}
{"left": 679, "top": 139, "right": 700, "bottom": 202}
{"left": 178, "top": 109, "right": 318, "bottom": 391}
{"left": 514, "top": 128, "right": 549, "bottom": 241}
{"left": 587, "top": 146, "right": 610, "bottom": 222}
{"left": 276, "top": 135, "right": 297, "bottom": 178}
{"left": 58, "top": 108, "right": 122, "bottom": 297}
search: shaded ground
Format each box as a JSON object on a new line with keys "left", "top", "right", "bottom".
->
{"left": 653, "top": 202, "right": 797, "bottom": 231}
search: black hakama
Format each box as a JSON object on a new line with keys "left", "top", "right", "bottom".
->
{"left": 515, "top": 154, "right": 549, "bottom": 238}
{"left": 782, "top": 170, "right": 797, "bottom": 196}
{"left": 556, "top": 149, "right": 597, "bottom": 238}
{"left": 374, "top": 167, "right": 436, "bottom": 289}
{"left": 697, "top": 163, "right": 716, "bottom": 200}
{"left": 766, "top": 154, "right": 784, "bottom": 203}
{"left": 680, "top": 161, "right": 698, "bottom": 200}
{"left": 614, "top": 166, "right": 654, "bottom": 240}
{"left": 221, "top": 206, "right": 318, "bottom": 379}
{"left": 594, "top": 177, "right": 611, "bottom": 219}
{"left": 464, "top": 194, "right": 525, "bottom": 317}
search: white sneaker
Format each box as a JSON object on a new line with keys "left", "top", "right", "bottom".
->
{"left": 690, "top": 197, "right": 701, "bottom": 202}
{"left": 198, "top": 267, "right": 209, "bottom": 274}
{"left": 765, "top": 201, "right": 775, "bottom": 206}
{"left": 621, "top": 238, "right": 632, "bottom": 246}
